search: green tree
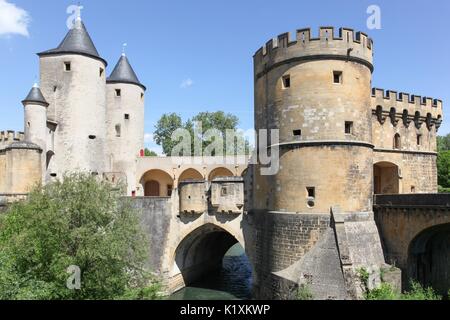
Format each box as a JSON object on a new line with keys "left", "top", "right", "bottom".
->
{"left": 437, "top": 134, "right": 450, "bottom": 152}
{"left": 437, "top": 150, "right": 450, "bottom": 190}
{"left": 154, "top": 111, "right": 251, "bottom": 156}
{"left": 437, "top": 134, "right": 450, "bottom": 193}
{"left": 153, "top": 113, "right": 184, "bottom": 156}
{"left": 144, "top": 148, "right": 158, "bottom": 157}
{"left": 0, "top": 173, "right": 161, "bottom": 300}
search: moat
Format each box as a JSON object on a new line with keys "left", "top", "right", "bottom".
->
{"left": 169, "top": 244, "right": 253, "bottom": 300}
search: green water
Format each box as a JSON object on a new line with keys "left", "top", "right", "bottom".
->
{"left": 169, "top": 244, "right": 253, "bottom": 300}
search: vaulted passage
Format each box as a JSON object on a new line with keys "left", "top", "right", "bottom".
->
{"left": 408, "top": 223, "right": 450, "bottom": 297}
{"left": 141, "top": 169, "right": 174, "bottom": 197}
{"left": 208, "top": 167, "right": 234, "bottom": 181}
{"left": 374, "top": 162, "right": 400, "bottom": 194}
{"left": 171, "top": 224, "right": 252, "bottom": 299}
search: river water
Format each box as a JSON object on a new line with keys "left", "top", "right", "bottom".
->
{"left": 169, "top": 244, "right": 253, "bottom": 300}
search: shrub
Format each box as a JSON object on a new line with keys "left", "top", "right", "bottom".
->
{"left": 365, "top": 283, "right": 398, "bottom": 300}
{"left": 402, "top": 281, "right": 442, "bottom": 301}
{"left": 296, "top": 284, "right": 314, "bottom": 300}
{"left": 0, "top": 173, "right": 162, "bottom": 300}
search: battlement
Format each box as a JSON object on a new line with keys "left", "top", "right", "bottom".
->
{"left": 371, "top": 88, "right": 443, "bottom": 130}
{"left": 254, "top": 27, "right": 374, "bottom": 77}
{"left": 0, "top": 131, "right": 25, "bottom": 144}
{"left": 372, "top": 88, "right": 442, "bottom": 110}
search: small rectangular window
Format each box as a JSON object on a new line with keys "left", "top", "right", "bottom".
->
{"left": 293, "top": 129, "right": 302, "bottom": 137}
{"left": 411, "top": 186, "right": 416, "bottom": 193}
{"left": 345, "top": 121, "right": 353, "bottom": 134}
{"left": 124, "top": 114, "right": 130, "bottom": 120}
{"left": 221, "top": 186, "right": 228, "bottom": 196}
{"left": 307, "top": 187, "right": 315, "bottom": 198}
{"left": 282, "top": 75, "right": 291, "bottom": 89}
{"left": 141, "top": 93, "right": 144, "bottom": 100}
{"left": 115, "top": 124, "right": 121, "bottom": 137}
{"left": 167, "top": 185, "right": 173, "bottom": 197}
{"left": 64, "top": 62, "right": 71, "bottom": 71}
{"left": 115, "top": 89, "right": 121, "bottom": 97}
{"left": 99, "top": 68, "right": 104, "bottom": 77}
{"left": 333, "top": 71, "right": 342, "bottom": 84}
{"left": 416, "top": 134, "right": 422, "bottom": 146}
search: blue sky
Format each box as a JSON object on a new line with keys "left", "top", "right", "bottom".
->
{"left": 0, "top": 0, "right": 449, "bottom": 153}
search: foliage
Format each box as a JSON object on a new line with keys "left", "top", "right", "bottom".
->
{"left": 437, "top": 150, "right": 450, "bottom": 189}
{"left": 357, "top": 267, "right": 370, "bottom": 292}
{"left": 437, "top": 134, "right": 450, "bottom": 192}
{"left": 296, "top": 284, "right": 313, "bottom": 300}
{"left": 153, "top": 111, "right": 251, "bottom": 156}
{"left": 144, "top": 148, "right": 158, "bottom": 157}
{"left": 438, "top": 186, "right": 450, "bottom": 193}
{"left": 0, "top": 173, "right": 162, "bottom": 300}
{"left": 437, "top": 134, "right": 450, "bottom": 152}
{"left": 153, "top": 113, "right": 184, "bottom": 156}
{"left": 365, "top": 283, "right": 398, "bottom": 300}
{"left": 401, "top": 281, "right": 442, "bottom": 300}
{"left": 364, "top": 281, "right": 442, "bottom": 301}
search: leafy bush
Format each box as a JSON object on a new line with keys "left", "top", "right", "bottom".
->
{"left": 402, "top": 281, "right": 442, "bottom": 300}
{"left": 0, "top": 173, "right": 162, "bottom": 300}
{"left": 365, "top": 281, "right": 442, "bottom": 301}
{"left": 296, "top": 284, "right": 313, "bottom": 300}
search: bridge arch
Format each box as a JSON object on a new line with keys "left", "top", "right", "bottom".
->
{"left": 374, "top": 161, "right": 400, "bottom": 194}
{"left": 170, "top": 223, "right": 252, "bottom": 295}
{"left": 407, "top": 223, "right": 450, "bottom": 296}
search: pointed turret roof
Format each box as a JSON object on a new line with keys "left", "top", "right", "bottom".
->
{"left": 107, "top": 54, "right": 146, "bottom": 90}
{"left": 38, "top": 18, "right": 107, "bottom": 66}
{"left": 22, "top": 83, "right": 49, "bottom": 107}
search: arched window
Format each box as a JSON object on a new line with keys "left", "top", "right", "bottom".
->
{"left": 393, "top": 133, "right": 401, "bottom": 150}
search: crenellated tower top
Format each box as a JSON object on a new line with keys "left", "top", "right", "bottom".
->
{"left": 254, "top": 27, "right": 374, "bottom": 78}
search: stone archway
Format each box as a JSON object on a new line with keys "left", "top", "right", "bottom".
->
{"left": 170, "top": 223, "right": 252, "bottom": 297}
{"left": 407, "top": 223, "right": 450, "bottom": 296}
{"left": 208, "top": 167, "right": 234, "bottom": 181}
{"left": 141, "top": 169, "right": 174, "bottom": 197}
{"left": 374, "top": 161, "right": 400, "bottom": 194}
{"left": 179, "top": 168, "right": 204, "bottom": 182}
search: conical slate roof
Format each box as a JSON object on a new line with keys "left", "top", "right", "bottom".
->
{"left": 107, "top": 54, "right": 146, "bottom": 90}
{"left": 38, "top": 18, "right": 107, "bottom": 66}
{"left": 22, "top": 84, "right": 48, "bottom": 107}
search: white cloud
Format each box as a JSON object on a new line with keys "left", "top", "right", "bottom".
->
{"left": 0, "top": 0, "right": 30, "bottom": 37}
{"left": 180, "top": 78, "right": 194, "bottom": 89}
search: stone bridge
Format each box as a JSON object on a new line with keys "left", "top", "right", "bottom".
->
{"left": 130, "top": 176, "right": 254, "bottom": 294}
{"left": 374, "top": 194, "right": 450, "bottom": 295}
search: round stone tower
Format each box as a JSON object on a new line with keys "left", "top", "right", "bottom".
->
{"left": 253, "top": 27, "right": 374, "bottom": 214}
{"left": 106, "top": 53, "right": 146, "bottom": 195}
{"left": 37, "top": 17, "right": 107, "bottom": 177}
{"left": 22, "top": 83, "right": 48, "bottom": 152}
{"left": 22, "top": 83, "right": 48, "bottom": 180}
